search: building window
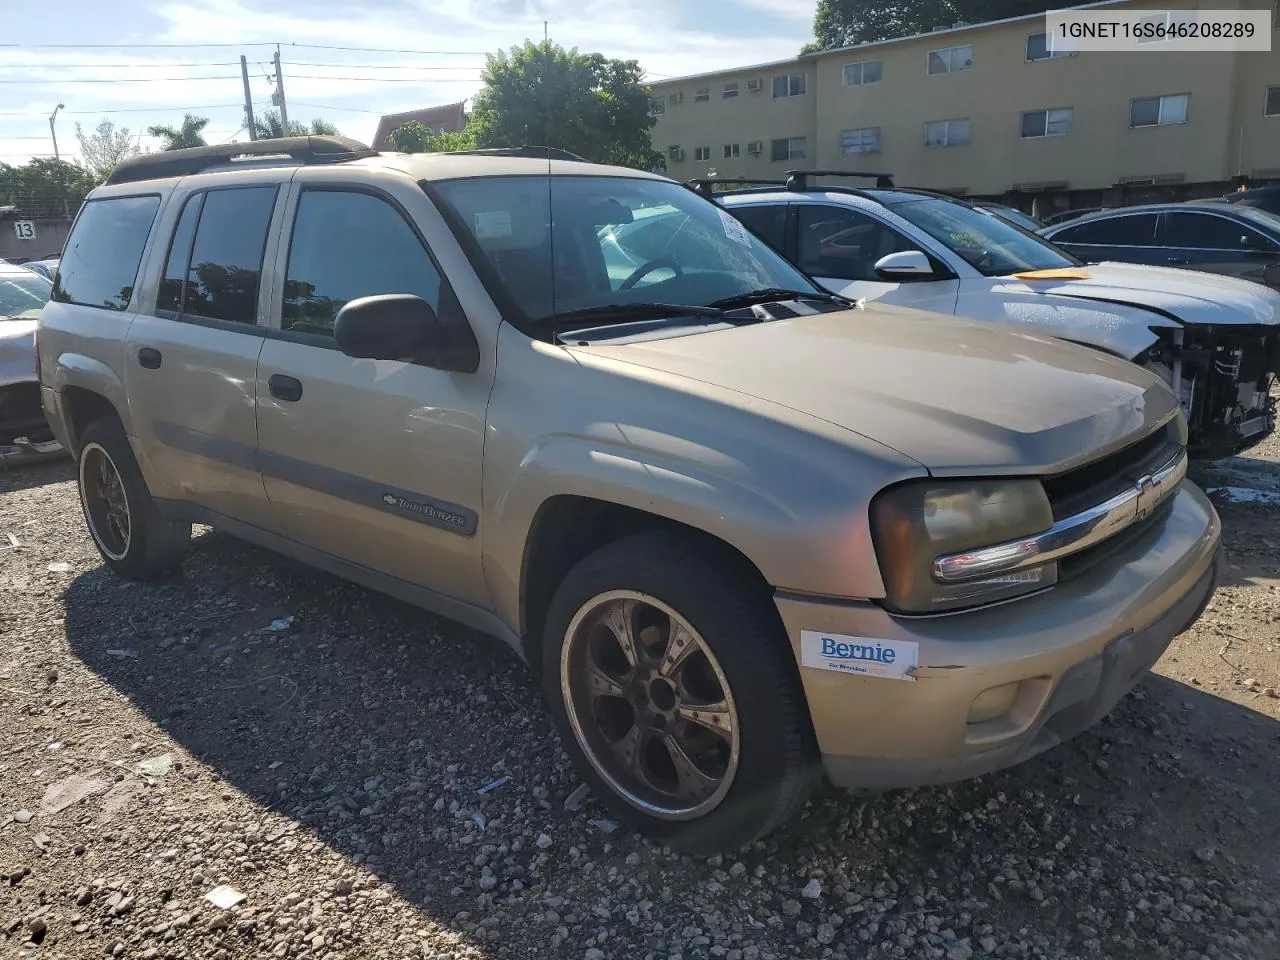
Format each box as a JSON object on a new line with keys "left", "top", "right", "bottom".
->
{"left": 840, "top": 127, "right": 881, "bottom": 154}
{"left": 771, "top": 137, "right": 807, "bottom": 161}
{"left": 842, "top": 59, "right": 882, "bottom": 86}
{"left": 667, "top": 145, "right": 683, "bottom": 161}
{"left": 925, "top": 118, "right": 970, "bottom": 146}
{"left": 694, "top": 87, "right": 710, "bottom": 103}
{"left": 695, "top": 146, "right": 711, "bottom": 162}
{"left": 724, "top": 143, "right": 740, "bottom": 159}
{"left": 1025, "top": 32, "right": 1073, "bottom": 60}
{"left": 1020, "top": 107, "right": 1073, "bottom": 138}
{"left": 927, "top": 44, "right": 972, "bottom": 75}
{"left": 650, "top": 97, "right": 665, "bottom": 116}
{"left": 723, "top": 82, "right": 739, "bottom": 98}
{"left": 772, "top": 73, "right": 807, "bottom": 98}
{"left": 1267, "top": 85, "right": 1280, "bottom": 116}
{"left": 1130, "top": 93, "right": 1189, "bottom": 127}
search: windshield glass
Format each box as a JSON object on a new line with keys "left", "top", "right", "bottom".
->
{"left": 0, "top": 272, "right": 51, "bottom": 318}
{"left": 433, "top": 175, "right": 819, "bottom": 328}
{"left": 892, "top": 197, "right": 1081, "bottom": 276}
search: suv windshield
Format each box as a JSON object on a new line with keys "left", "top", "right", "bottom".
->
{"left": 433, "top": 175, "right": 820, "bottom": 331}
{"left": 891, "top": 197, "right": 1081, "bottom": 276}
{"left": 0, "top": 271, "right": 51, "bottom": 319}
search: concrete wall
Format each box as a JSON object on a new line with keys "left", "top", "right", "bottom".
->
{"left": 0, "top": 219, "right": 70, "bottom": 262}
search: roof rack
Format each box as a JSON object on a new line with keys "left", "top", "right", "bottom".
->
{"left": 684, "top": 177, "right": 786, "bottom": 199}
{"left": 105, "top": 136, "right": 378, "bottom": 186}
{"left": 442, "top": 146, "right": 588, "bottom": 162}
{"left": 784, "top": 169, "right": 895, "bottom": 191}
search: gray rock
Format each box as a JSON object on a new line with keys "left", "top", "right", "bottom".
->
{"left": 12, "top": 810, "right": 32, "bottom": 824}
{"left": 536, "top": 832, "right": 554, "bottom": 850}
{"left": 802, "top": 879, "right": 822, "bottom": 900}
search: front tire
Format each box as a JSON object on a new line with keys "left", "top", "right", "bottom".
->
{"left": 77, "top": 418, "right": 190, "bottom": 579}
{"left": 542, "top": 531, "right": 819, "bottom": 854}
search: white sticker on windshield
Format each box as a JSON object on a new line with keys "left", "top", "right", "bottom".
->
{"left": 800, "top": 631, "right": 918, "bottom": 681}
{"left": 718, "top": 209, "right": 753, "bottom": 248}
{"left": 473, "top": 210, "right": 512, "bottom": 240}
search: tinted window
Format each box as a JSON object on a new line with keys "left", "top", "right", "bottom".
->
{"left": 156, "top": 194, "right": 201, "bottom": 313}
{"left": 0, "top": 272, "right": 51, "bottom": 318}
{"left": 283, "top": 191, "right": 444, "bottom": 336}
{"left": 1164, "top": 212, "right": 1272, "bottom": 250}
{"left": 54, "top": 196, "right": 159, "bottom": 311}
{"left": 1053, "top": 214, "right": 1158, "bottom": 246}
{"left": 729, "top": 205, "right": 787, "bottom": 253}
{"left": 183, "top": 187, "right": 277, "bottom": 323}
{"left": 798, "top": 206, "right": 916, "bottom": 281}
{"left": 891, "top": 197, "right": 1079, "bottom": 275}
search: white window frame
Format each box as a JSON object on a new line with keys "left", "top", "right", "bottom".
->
{"left": 649, "top": 97, "right": 666, "bottom": 116}
{"left": 927, "top": 44, "right": 973, "bottom": 75}
{"left": 694, "top": 87, "right": 710, "bottom": 103}
{"left": 924, "top": 118, "right": 970, "bottom": 147}
{"left": 1266, "top": 85, "right": 1280, "bottom": 117}
{"left": 771, "top": 136, "right": 807, "bottom": 161}
{"left": 694, "top": 146, "right": 711, "bottom": 162}
{"left": 840, "top": 127, "right": 881, "bottom": 155}
{"left": 722, "top": 82, "right": 739, "bottom": 99}
{"left": 723, "top": 143, "right": 740, "bottom": 159}
{"left": 842, "top": 59, "right": 882, "bottom": 86}
{"left": 772, "top": 73, "right": 807, "bottom": 98}
{"left": 1130, "top": 93, "right": 1190, "bottom": 128}
{"left": 1020, "top": 107, "right": 1073, "bottom": 139}
{"left": 1025, "top": 32, "right": 1074, "bottom": 61}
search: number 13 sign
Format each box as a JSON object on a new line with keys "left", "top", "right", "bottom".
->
{"left": 13, "top": 221, "right": 36, "bottom": 241}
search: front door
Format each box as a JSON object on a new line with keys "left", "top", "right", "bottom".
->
{"left": 795, "top": 204, "right": 959, "bottom": 313}
{"left": 125, "top": 181, "right": 287, "bottom": 531}
{"left": 1159, "top": 211, "right": 1280, "bottom": 285}
{"left": 254, "top": 176, "right": 494, "bottom": 607}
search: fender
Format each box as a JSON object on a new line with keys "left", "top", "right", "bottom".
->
{"left": 50, "top": 353, "right": 133, "bottom": 435}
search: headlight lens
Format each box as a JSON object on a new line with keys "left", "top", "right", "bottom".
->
{"left": 870, "top": 478, "right": 1055, "bottom": 613}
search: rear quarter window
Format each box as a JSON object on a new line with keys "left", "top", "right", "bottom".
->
{"left": 54, "top": 195, "right": 160, "bottom": 311}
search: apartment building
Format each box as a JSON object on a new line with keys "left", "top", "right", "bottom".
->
{"left": 648, "top": 0, "right": 1280, "bottom": 210}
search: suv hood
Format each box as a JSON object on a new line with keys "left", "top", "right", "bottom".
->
{"left": 580, "top": 304, "right": 1177, "bottom": 475}
{"left": 999, "top": 261, "right": 1280, "bottom": 326}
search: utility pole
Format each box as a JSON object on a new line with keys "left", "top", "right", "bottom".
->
{"left": 272, "top": 46, "right": 290, "bottom": 134}
{"left": 240, "top": 56, "right": 257, "bottom": 141}
{"left": 48, "top": 103, "right": 64, "bottom": 161}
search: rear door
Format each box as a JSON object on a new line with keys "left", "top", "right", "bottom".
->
{"left": 1158, "top": 211, "right": 1280, "bottom": 284}
{"left": 794, "top": 204, "right": 959, "bottom": 312}
{"left": 253, "top": 170, "right": 493, "bottom": 608}
{"left": 1048, "top": 212, "right": 1161, "bottom": 266}
{"left": 124, "top": 179, "right": 288, "bottom": 530}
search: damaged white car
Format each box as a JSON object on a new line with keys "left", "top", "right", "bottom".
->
{"left": 709, "top": 175, "right": 1280, "bottom": 458}
{"left": 1, "top": 262, "right": 61, "bottom": 461}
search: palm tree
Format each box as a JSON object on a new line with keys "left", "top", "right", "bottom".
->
{"left": 253, "top": 111, "right": 340, "bottom": 140}
{"left": 147, "top": 114, "right": 210, "bottom": 151}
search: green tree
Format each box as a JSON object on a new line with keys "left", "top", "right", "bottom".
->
{"left": 467, "top": 41, "right": 660, "bottom": 169}
{"left": 804, "top": 0, "right": 1049, "bottom": 49}
{"left": 386, "top": 121, "right": 477, "bottom": 154}
{"left": 147, "top": 114, "right": 211, "bottom": 151}
{"left": 0, "top": 158, "right": 97, "bottom": 218}
{"left": 74, "top": 119, "right": 140, "bottom": 182}
{"left": 253, "top": 111, "right": 341, "bottom": 139}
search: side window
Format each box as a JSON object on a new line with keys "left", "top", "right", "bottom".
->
{"left": 1053, "top": 214, "right": 1157, "bottom": 246}
{"left": 729, "top": 205, "right": 787, "bottom": 253}
{"left": 183, "top": 187, "right": 277, "bottom": 324}
{"left": 283, "top": 190, "right": 443, "bottom": 336}
{"left": 54, "top": 195, "right": 160, "bottom": 311}
{"left": 1164, "top": 212, "right": 1267, "bottom": 250}
{"left": 797, "top": 205, "right": 916, "bottom": 281}
{"left": 156, "top": 194, "right": 201, "bottom": 313}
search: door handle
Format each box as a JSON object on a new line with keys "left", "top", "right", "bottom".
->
{"left": 1165, "top": 256, "right": 1191, "bottom": 265}
{"left": 268, "top": 374, "right": 303, "bottom": 402}
{"left": 137, "top": 347, "right": 162, "bottom": 369}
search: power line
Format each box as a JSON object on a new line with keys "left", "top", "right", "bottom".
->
{"left": 0, "top": 60, "right": 247, "bottom": 68}
{"left": 0, "top": 75, "right": 246, "bottom": 84}
{"left": 0, "top": 71, "right": 483, "bottom": 84}
{"left": 0, "top": 42, "right": 487, "bottom": 54}
{"left": 289, "top": 101, "right": 385, "bottom": 114}
{"left": 288, "top": 74, "right": 481, "bottom": 82}
{"left": 0, "top": 102, "right": 269, "bottom": 117}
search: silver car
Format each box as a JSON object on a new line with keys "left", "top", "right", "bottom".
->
{"left": 1, "top": 262, "right": 61, "bottom": 457}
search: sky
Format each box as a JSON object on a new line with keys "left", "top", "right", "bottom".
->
{"left": 0, "top": 0, "right": 814, "bottom": 165}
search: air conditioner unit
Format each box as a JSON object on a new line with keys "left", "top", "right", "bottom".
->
{"left": 747, "top": 140, "right": 763, "bottom": 155}
{"left": 746, "top": 79, "right": 763, "bottom": 93}
{"left": 668, "top": 147, "right": 685, "bottom": 161}
{"left": 669, "top": 91, "right": 684, "bottom": 105}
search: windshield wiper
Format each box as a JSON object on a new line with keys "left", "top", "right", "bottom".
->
{"left": 541, "top": 302, "right": 726, "bottom": 328}
{"left": 708, "top": 288, "right": 846, "bottom": 309}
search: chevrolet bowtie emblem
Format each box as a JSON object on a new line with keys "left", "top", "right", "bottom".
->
{"left": 1134, "top": 472, "right": 1160, "bottom": 520}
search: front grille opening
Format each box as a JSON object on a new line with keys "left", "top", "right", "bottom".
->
{"left": 1041, "top": 428, "right": 1178, "bottom": 521}
{"left": 1057, "top": 496, "right": 1175, "bottom": 582}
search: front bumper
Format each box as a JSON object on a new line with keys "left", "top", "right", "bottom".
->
{"left": 776, "top": 482, "right": 1221, "bottom": 790}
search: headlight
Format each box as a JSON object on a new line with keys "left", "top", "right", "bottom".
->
{"left": 870, "top": 478, "right": 1055, "bottom": 614}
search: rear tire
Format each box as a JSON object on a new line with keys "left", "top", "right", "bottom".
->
{"left": 542, "top": 530, "right": 819, "bottom": 854}
{"left": 76, "top": 417, "right": 189, "bottom": 579}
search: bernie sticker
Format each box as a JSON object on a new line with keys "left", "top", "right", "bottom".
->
{"left": 800, "top": 631, "right": 919, "bottom": 681}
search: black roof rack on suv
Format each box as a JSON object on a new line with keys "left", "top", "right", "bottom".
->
{"left": 784, "top": 169, "right": 895, "bottom": 191}
{"left": 105, "top": 136, "right": 379, "bottom": 186}
{"left": 442, "top": 146, "right": 588, "bottom": 162}
{"left": 685, "top": 177, "right": 786, "bottom": 199}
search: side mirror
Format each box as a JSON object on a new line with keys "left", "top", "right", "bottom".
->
{"left": 874, "top": 250, "right": 935, "bottom": 279}
{"left": 333, "top": 294, "right": 478, "bottom": 372}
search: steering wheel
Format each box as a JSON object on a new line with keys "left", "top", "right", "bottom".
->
{"left": 620, "top": 258, "right": 683, "bottom": 290}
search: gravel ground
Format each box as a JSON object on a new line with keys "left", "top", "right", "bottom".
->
{"left": 2, "top": 456, "right": 1280, "bottom": 960}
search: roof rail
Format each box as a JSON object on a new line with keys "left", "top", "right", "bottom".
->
{"left": 784, "top": 169, "right": 895, "bottom": 191}
{"left": 684, "top": 177, "right": 786, "bottom": 199}
{"left": 442, "top": 146, "right": 588, "bottom": 162}
{"left": 105, "top": 136, "right": 378, "bottom": 186}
